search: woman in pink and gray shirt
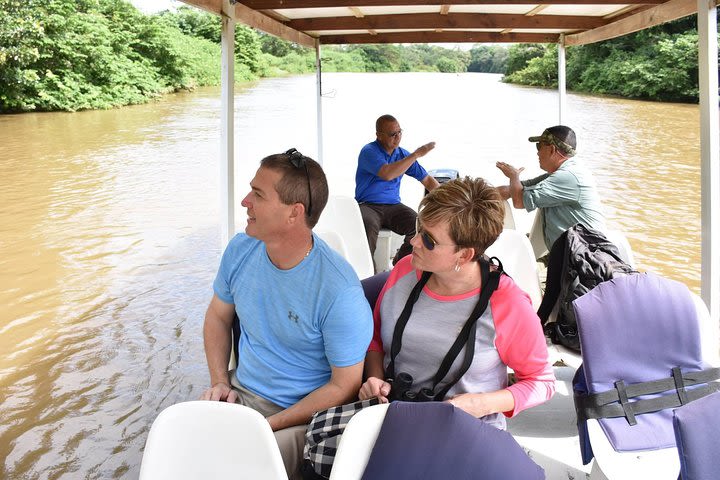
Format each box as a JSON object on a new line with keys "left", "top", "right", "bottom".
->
{"left": 358, "top": 177, "right": 555, "bottom": 429}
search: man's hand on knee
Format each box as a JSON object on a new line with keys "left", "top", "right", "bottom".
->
{"left": 200, "top": 382, "right": 239, "bottom": 403}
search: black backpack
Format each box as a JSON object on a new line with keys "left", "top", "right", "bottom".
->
{"left": 545, "top": 224, "right": 637, "bottom": 352}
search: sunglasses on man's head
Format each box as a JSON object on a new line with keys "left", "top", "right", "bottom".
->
{"left": 415, "top": 219, "right": 456, "bottom": 251}
{"left": 284, "top": 148, "right": 312, "bottom": 216}
{"left": 386, "top": 129, "right": 403, "bottom": 139}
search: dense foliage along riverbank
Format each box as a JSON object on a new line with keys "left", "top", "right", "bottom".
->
{"left": 503, "top": 14, "right": 718, "bottom": 103}
{"left": 1, "top": 0, "right": 715, "bottom": 113}
{"left": 0, "top": 0, "right": 469, "bottom": 112}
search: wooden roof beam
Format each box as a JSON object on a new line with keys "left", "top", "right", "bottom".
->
{"left": 183, "top": 0, "right": 221, "bottom": 14}
{"left": 526, "top": 5, "right": 549, "bottom": 16}
{"left": 289, "top": 12, "right": 605, "bottom": 31}
{"left": 231, "top": 1, "right": 316, "bottom": 47}
{"left": 320, "top": 31, "right": 559, "bottom": 44}
{"left": 565, "top": 0, "right": 699, "bottom": 46}
{"left": 240, "top": 0, "right": 664, "bottom": 8}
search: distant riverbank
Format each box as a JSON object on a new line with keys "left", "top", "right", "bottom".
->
{"left": 1, "top": 1, "right": 709, "bottom": 113}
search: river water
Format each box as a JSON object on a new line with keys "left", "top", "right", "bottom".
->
{"left": 0, "top": 73, "right": 702, "bottom": 478}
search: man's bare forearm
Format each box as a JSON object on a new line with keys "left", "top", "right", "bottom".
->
{"left": 377, "top": 153, "right": 420, "bottom": 181}
{"left": 203, "top": 307, "right": 233, "bottom": 387}
{"left": 508, "top": 177, "right": 525, "bottom": 208}
{"left": 267, "top": 362, "right": 364, "bottom": 431}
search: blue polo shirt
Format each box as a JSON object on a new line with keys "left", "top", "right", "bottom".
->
{"left": 355, "top": 140, "right": 429, "bottom": 204}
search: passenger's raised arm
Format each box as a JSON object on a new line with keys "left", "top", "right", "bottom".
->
{"left": 498, "top": 125, "right": 606, "bottom": 252}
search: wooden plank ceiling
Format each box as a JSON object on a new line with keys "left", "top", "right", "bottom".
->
{"left": 178, "top": 0, "right": 704, "bottom": 48}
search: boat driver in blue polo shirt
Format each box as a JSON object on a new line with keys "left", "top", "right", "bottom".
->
{"left": 355, "top": 114, "right": 439, "bottom": 266}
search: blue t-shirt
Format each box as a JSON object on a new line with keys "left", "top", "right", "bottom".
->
{"left": 354, "top": 140, "right": 429, "bottom": 204}
{"left": 213, "top": 233, "right": 373, "bottom": 408}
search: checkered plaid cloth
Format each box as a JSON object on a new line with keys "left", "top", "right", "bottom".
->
{"left": 303, "top": 397, "right": 381, "bottom": 479}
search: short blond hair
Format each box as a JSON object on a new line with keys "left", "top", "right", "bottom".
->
{"left": 418, "top": 177, "right": 504, "bottom": 260}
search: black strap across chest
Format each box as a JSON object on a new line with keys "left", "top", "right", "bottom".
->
{"left": 386, "top": 257, "right": 503, "bottom": 401}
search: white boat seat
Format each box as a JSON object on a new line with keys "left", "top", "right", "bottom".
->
{"left": 329, "top": 403, "right": 390, "bottom": 479}
{"left": 139, "top": 401, "right": 287, "bottom": 480}
{"left": 374, "top": 229, "right": 403, "bottom": 273}
{"left": 314, "top": 195, "right": 374, "bottom": 279}
{"left": 604, "top": 229, "right": 635, "bottom": 267}
{"left": 528, "top": 209, "right": 548, "bottom": 260}
{"left": 315, "top": 229, "right": 349, "bottom": 259}
{"left": 502, "top": 199, "right": 516, "bottom": 229}
{"left": 485, "top": 229, "right": 542, "bottom": 309}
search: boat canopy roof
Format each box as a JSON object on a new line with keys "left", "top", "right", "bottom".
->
{"left": 177, "top": 0, "right": 711, "bottom": 47}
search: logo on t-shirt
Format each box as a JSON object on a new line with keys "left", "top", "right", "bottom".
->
{"left": 288, "top": 310, "right": 300, "bottom": 324}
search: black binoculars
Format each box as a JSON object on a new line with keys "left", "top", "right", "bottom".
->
{"left": 387, "top": 372, "right": 435, "bottom": 402}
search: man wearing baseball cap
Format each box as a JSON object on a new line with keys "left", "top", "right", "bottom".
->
{"left": 496, "top": 125, "right": 606, "bottom": 253}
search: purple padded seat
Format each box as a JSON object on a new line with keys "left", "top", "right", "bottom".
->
{"left": 361, "top": 271, "right": 390, "bottom": 310}
{"left": 360, "top": 402, "right": 544, "bottom": 480}
{"left": 673, "top": 391, "right": 720, "bottom": 480}
{"left": 572, "top": 273, "right": 707, "bottom": 463}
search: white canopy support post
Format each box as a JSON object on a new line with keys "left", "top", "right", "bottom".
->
{"left": 698, "top": 0, "right": 720, "bottom": 335}
{"left": 315, "top": 38, "right": 324, "bottom": 165}
{"left": 558, "top": 35, "right": 567, "bottom": 124}
{"left": 220, "top": 5, "right": 236, "bottom": 247}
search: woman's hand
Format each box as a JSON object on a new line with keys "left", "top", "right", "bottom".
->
{"left": 358, "top": 376, "right": 391, "bottom": 403}
{"left": 446, "top": 390, "right": 515, "bottom": 418}
{"left": 447, "top": 393, "right": 489, "bottom": 417}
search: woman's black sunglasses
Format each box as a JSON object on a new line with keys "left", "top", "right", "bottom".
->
{"left": 284, "top": 148, "right": 312, "bottom": 216}
{"left": 415, "top": 219, "right": 457, "bottom": 250}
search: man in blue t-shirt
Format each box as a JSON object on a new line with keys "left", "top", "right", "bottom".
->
{"left": 201, "top": 149, "right": 373, "bottom": 479}
{"left": 355, "top": 114, "right": 439, "bottom": 266}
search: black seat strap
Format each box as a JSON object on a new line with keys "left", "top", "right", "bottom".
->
{"left": 614, "top": 380, "right": 636, "bottom": 426}
{"left": 672, "top": 366, "right": 689, "bottom": 405}
{"left": 576, "top": 367, "right": 720, "bottom": 424}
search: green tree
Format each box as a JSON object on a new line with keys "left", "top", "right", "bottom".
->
{"left": 503, "top": 15, "right": 719, "bottom": 102}
{"left": 160, "top": 5, "right": 219, "bottom": 42}
{"left": 436, "top": 57, "right": 460, "bottom": 73}
{"left": 0, "top": 0, "right": 170, "bottom": 112}
{"left": 505, "top": 44, "right": 558, "bottom": 86}
{"left": 0, "top": 0, "right": 46, "bottom": 111}
{"left": 160, "top": 6, "right": 262, "bottom": 74}
{"left": 468, "top": 45, "right": 508, "bottom": 73}
{"left": 505, "top": 43, "right": 547, "bottom": 76}
{"left": 351, "top": 44, "right": 403, "bottom": 72}
{"left": 0, "top": 0, "right": 235, "bottom": 112}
